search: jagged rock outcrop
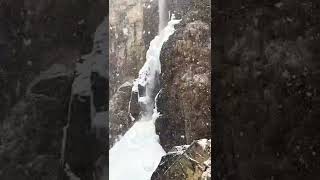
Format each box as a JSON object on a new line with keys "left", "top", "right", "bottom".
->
{"left": 0, "top": 64, "right": 73, "bottom": 180}
{"left": 215, "top": 1, "right": 320, "bottom": 179}
{"left": 151, "top": 139, "right": 211, "bottom": 180}
{"left": 156, "top": 0, "right": 211, "bottom": 151}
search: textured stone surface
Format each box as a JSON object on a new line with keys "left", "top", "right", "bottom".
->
{"left": 156, "top": 0, "right": 211, "bottom": 151}
{"left": 151, "top": 139, "right": 211, "bottom": 180}
{"left": 109, "top": 0, "right": 159, "bottom": 97}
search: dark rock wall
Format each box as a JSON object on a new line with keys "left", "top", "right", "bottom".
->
{"left": 215, "top": 1, "right": 320, "bottom": 179}
{"left": 156, "top": 0, "right": 211, "bottom": 152}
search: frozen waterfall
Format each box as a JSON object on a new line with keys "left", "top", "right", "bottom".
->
{"left": 109, "top": 17, "right": 181, "bottom": 180}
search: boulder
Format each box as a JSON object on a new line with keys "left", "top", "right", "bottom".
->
{"left": 151, "top": 139, "right": 211, "bottom": 180}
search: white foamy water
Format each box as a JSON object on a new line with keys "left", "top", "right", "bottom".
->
{"left": 109, "top": 17, "right": 181, "bottom": 180}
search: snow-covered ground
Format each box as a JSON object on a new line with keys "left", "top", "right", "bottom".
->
{"left": 109, "top": 17, "right": 181, "bottom": 180}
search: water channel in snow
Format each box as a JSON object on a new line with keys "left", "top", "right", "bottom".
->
{"left": 109, "top": 16, "right": 181, "bottom": 180}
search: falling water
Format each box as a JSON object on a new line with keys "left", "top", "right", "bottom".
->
{"left": 159, "top": 0, "right": 169, "bottom": 32}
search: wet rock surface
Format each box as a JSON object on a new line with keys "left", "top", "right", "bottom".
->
{"left": 215, "top": 1, "right": 320, "bottom": 179}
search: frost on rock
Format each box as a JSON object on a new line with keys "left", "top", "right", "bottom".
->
{"left": 168, "top": 145, "right": 190, "bottom": 155}
{"left": 201, "top": 158, "right": 211, "bottom": 180}
{"left": 196, "top": 138, "right": 211, "bottom": 151}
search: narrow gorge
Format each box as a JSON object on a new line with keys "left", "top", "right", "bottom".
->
{"left": 109, "top": 0, "right": 212, "bottom": 179}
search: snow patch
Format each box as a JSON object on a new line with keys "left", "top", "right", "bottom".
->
{"left": 196, "top": 139, "right": 211, "bottom": 150}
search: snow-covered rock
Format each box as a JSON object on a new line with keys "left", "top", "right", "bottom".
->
{"left": 151, "top": 139, "right": 211, "bottom": 180}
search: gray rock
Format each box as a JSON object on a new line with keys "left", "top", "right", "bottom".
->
{"left": 151, "top": 139, "right": 211, "bottom": 180}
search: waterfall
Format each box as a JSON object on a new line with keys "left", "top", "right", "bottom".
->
{"left": 109, "top": 16, "right": 181, "bottom": 180}
{"left": 159, "top": 0, "right": 169, "bottom": 32}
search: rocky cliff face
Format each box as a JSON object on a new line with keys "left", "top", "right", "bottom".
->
{"left": 109, "top": 0, "right": 159, "bottom": 96}
{"left": 156, "top": 0, "right": 211, "bottom": 151}
{"left": 108, "top": 0, "right": 159, "bottom": 148}
{"left": 215, "top": 1, "right": 320, "bottom": 179}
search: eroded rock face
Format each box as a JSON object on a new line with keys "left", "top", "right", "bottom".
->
{"left": 151, "top": 139, "right": 211, "bottom": 180}
{"left": 156, "top": 0, "right": 211, "bottom": 151}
